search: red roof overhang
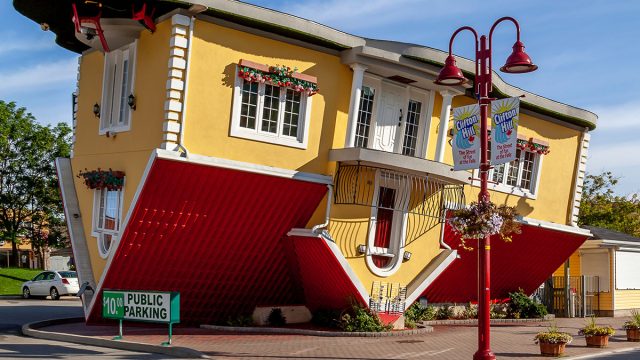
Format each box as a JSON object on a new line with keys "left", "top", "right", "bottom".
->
{"left": 88, "top": 158, "right": 327, "bottom": 324}
{"left": 422, "top": 222, "right": 589, "bottom": 303}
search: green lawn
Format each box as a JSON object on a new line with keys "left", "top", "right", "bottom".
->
{"left": 0, "top": 267, "right": 42, "bottom": 295}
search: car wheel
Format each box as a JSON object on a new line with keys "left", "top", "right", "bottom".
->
{"left": 22, "top": 287, "right": 30, "bottom": 299}
{"left": 50, "top": 287, "right": 60, "bottom": 300}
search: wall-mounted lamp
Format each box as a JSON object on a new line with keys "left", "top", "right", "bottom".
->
{"left": 357, "top": 244, "right": 367, "bottom": 255}
{"left": 127, "top": 94, "right": 136, "bottom": 110}
{"left": 403, "top": 251, "right": 412, "bottom": 261}
{"left": 93, "top": 103, "right": 100, "bottom": 118}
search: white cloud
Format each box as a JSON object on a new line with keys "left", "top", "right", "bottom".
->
{"left": 591, "top": 101, "right": 640, "bottom": 131}
{"left": 0, "top": 57, "right": 77, "bottom": 95}
{"left": 0, "top": 38, "right": 53, "bottom": 55}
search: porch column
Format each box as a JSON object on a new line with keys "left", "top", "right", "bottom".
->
{"left": 434, "top": 90, "right": 454, "bottom": 163}
{"left": 345, "top": 63, "right": 367, "bottom": 148}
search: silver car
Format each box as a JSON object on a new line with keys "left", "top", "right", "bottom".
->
{"left": 22, "top": 271, "right": 80, "bottom": 300}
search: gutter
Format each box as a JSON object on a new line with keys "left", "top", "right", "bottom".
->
{"left": 311, "top": 184, "right": 333, "bottom": 236}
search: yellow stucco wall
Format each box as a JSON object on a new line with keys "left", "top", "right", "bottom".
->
{"left": 184, "top": 20, "right": 351, "bottom": 176}
{"left": 71, "top": 20, "right": 171, "bottom": 281}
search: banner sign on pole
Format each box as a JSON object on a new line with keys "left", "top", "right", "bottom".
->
{"left": 452, "top": 104, "right": 481, "bottom": 170}
{"left": 490, "top": 97, "right": 520, "bottom": 165}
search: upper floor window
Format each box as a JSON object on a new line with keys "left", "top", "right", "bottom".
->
{"left": 231, "top": 68, "right": 312, "bottom": 149}
{"left": 486, "top": 145, "right": 542, "bottom": 197}
{"left": 353, "top": 76, "right": 430, "bottom": 157}
{"left": 92, "top": 187, "right": 123, "bottom": 258}
{"left": 100, "top": 41, "right": 136, "bottom": 134}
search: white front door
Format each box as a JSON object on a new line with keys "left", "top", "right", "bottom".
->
{"left": 372, "top": 83, "right": 405, "bottom": 152}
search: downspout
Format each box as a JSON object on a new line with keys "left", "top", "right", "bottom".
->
{"left": 439, "top": 209, "right": 452, "bottom": 250}
{"left": 176, "top": 15, "right": 195, "bottom": 158}
{"left": 312, "top": 184, "right": 333, "bottom": 238}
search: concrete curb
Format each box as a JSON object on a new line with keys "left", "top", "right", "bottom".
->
{"left": 201, "top": 324, "right": 433, "bottom": 337}
{"left": 422, "top": 318, "right": 547, "bottom": 326}
{"left": 22, "top": 317, "right": 208, "bottom": 359}
{"left": 565, "top": 346, "right": 640, "bottom": 359}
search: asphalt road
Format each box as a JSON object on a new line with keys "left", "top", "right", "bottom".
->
{"left": 0, "top": 297, "right": 169, "bottom": 359}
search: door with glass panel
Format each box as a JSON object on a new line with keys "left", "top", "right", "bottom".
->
{"left": 372, "top": 83, "right": 404, "bottom": 152}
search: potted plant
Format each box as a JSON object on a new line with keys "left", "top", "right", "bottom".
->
{"left": 623, "top": 309, "right": 640, "bottom": 342}
{"left": 448, "top": 201, "right": 521, "bottom": 250}
{"left": 579, "top": 316, "right": 615, "bottom": 348}
{"left": 534, "top": 325, "right": 573, "bottom": 357}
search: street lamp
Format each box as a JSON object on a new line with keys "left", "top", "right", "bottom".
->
{"left": 434, "top": 17, "right": 537, "bottom": 360}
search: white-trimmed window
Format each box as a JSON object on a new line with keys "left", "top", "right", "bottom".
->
{"left": 100, "top": 41, "right": 136, "bottom": 134}
{"left": 92, "top": 188, "right": 123, "bottom": 258}
{"left": 231, "top": 70, "right": 312, "bottom": 149}
{"left": 485, "top": 145, "right": 542, "bottom": 197}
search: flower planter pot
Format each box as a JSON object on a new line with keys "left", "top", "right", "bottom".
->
{"left": 627, "top": 328, "right": 640, "bottom": 342}
{"left": 539, "top": 342, "right": 566, "bottom": 357}
{"left": 585, "top": 335, "right": 609, "bottom": 348}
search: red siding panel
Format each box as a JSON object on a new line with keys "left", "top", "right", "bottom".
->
{"left": 88, "top": 158, "right": 327, "bottom": 324}
{"left": 290, "top": 236, "right": 366, "bottom": 311}
{"left": 422, "top": 223, "right": 588, "bottom": 303}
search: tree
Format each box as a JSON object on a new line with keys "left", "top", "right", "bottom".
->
{"left": 578, "top": 171, "right": 640, "bottom": 236}
{"left": 0, "top": 101, "right": 71, "bottom": 267}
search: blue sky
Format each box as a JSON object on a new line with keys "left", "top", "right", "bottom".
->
{"left": 2, "top": 0, "right": 640, "bottom": 194}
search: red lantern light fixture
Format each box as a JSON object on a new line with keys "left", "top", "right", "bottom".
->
{"left": 434, "top": 55, "right": 467, "bottom": 85}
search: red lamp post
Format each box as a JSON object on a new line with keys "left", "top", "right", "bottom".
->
{"left": 434, "top": 17, "right": 537, "bottom": 360}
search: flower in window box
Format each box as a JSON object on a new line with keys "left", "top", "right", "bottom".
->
{"left": 77, "top": 169, "right": 125, "bottom": 190}
{"left": 447, "top": 201, "right": 521, "bottom": 251}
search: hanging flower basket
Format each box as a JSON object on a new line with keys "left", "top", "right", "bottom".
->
{"left": 447, "top": 201, "right": 521, "bottom": 251}
{"left": 77, "top": 169, "right": 125, "bottom": 190}
{"left": 238, "top": 64, "right": 319, "bottom": 96}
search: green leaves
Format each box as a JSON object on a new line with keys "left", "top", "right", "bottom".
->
{"left": 0, "top": 100, "right": 71, "bottom": 265}
{"left": 579, "top": 171, "right": 640, "bottom": 236}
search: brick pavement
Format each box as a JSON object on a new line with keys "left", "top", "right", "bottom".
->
{"left": 43, "top": 317, "right": 640, "bottom": 359}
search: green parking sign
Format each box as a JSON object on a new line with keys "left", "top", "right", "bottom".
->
{"left": 102, "top": 291, "right": 125, "bottom": 319}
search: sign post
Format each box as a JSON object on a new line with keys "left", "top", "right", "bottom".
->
{"left": 103, "top": 290, "right": 180, "bottom": 345}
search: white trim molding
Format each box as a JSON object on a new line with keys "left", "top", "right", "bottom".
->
{"left": 162, "top": 14, "right": 192, "bottom": 150}
{"left": 519, "top": 217, "right": 592, "bottom": 237}
{"left": 570, "top": 130, "right": 590, "bottom": 225}
{"left": 435, "top": 90, "right": 454, "bottom": 163}
{"left": 345, "top": 63, "right": 368, "bottom": 147}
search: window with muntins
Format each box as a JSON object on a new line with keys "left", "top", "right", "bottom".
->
{"left": 488, "top": 145, "right": 540, "bottom": 195}
{"left": 355, "top": 86, "right": 375, "bottom": 148}
{"left": 100, "top": 42, "right": 136, "bottom": 134}
{"left": 232, "top": 72, "right": 311, "bottom": 148}
{"left": 402, "top": 100, "right": 422, "bottom": 156}
{"left": 93, "top": 188, "right": 123, "bottom": 258}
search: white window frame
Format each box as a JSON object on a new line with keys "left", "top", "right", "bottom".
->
{"left": 365, "top": 170, "right": 410, "bottom": 277}
{"left": 91, "top": 187, "right": 125, "bottom": 259}
{"left": 230, "top": 67, "right": 312, "bottom": 149}
{"left": 100, "top": 41, "right": 137, "bottom": 135}
{"left": 472, "top": 147, "right": 543, "bottom": 199}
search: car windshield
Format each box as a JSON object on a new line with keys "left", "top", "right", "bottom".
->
{"left": 58, "top": 271, "right": 77, "bottom": 278}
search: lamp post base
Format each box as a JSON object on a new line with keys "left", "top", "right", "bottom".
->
{"left": 473, "top": 349, "right": 496, "bottom": 360}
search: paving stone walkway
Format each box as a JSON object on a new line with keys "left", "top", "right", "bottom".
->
{"left": 42, "top": 317, "right": 640, "bottom": 359}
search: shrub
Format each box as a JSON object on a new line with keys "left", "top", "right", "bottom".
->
{"left": 435, "top": 305, "right": 454, "bottom": 320}
{"left": 579, "top": 316, "right": 615, "bottom": 337}
{"left": 623, "top": 309, "right": 640, "bottom": 330}
{"left": 225, "top": 314, "right": 254, "bottom": 327}
{"left": 311, "top": 309, "right": 342, "bottom": 329}
{"left": 490, "top": 304, "right": 507, "bottom": 319}
{"left": 404, "top": 303, "right": 437, "bottom": 324}
{"left": 508, "top": 289, "right": 548, "bottom": 319}
{"left": 267, "top": 308, "right": 286, "bottom": 327}
{"left": 339, "top": 303, "right": 392, "bottom": 332}
{"left": 462, "top": 303, "right": 478, "bottom": 319}
{"left": 534, "top": 325, "right": 573, "bottom": 344}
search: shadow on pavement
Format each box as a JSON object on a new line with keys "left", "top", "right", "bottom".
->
{"left": 0, "top": 344, "right": 168, "bottom": 359}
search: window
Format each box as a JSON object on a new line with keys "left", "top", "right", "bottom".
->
{"left": 402, "top": 100, "right": 422, "bottom": 156}
{"left": 231, "top": 69, "right": 311, "bottom": 148}
{"left": 355, "top": 86, "right": 375, "bottom": 148}
{"left": 92, "top": 188, "right": 123, "bottom": 258}
{"left": 487, "top": 145, "right": 541, "bottom": 196}
{"left": 100, "top": 41, "right": 136, "bottom": 134}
